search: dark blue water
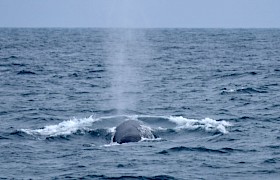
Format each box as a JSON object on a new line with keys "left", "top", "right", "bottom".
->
{"left": 1, "top": 28, "right": 280, "bottom": 179}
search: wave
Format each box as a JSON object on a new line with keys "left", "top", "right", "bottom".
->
{"left": 158, "top": 146, "right": 240, "bottom": 155}
{"left": 219, "top": 71, "right": 258, "bottom": 78}
{"left": 263, "top": 158, "right": 280, "bottom": 164}
{"left": 0, "top": 55, "right": 19, "bottom": 60}
{"left": 221, "top": 87, "right": 268, "bottom": 95}
{"left": 0, "top": 135, "right": 9, "bottom": 140}
{"left": 21, "top": 115, "right": 99, "bottom": 136}
{"left": 168, "top": 116, "right": 231, "bottom": 134}
{"left": 19, "top": 115, "right": 232, "bottom": 140}
{"left": 17, "top": 70, "right": 36, "bottom": 75}
{"left": 71, "top": 175, "right": 176, "bottom": 180}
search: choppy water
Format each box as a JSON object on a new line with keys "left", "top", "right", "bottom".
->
{"left": 0, "top": 28, "right": 280, "bottom": 179}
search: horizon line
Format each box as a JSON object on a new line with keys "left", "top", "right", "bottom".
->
{"left": 1, "top": 26, "right": 280, "bottom": 29}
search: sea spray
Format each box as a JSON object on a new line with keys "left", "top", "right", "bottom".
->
{"left": 105, "top": 29, "right": 148, "bottom": 114}
{"left": 21, "top": 116, "right": 99, "bottom": 136}
{"left": 169, "top": 116, "right": 232, "bottom": 134}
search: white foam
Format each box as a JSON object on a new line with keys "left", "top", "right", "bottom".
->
{"left": 103, "top": 142, "right": 120, "bottom": 147}
{"left": 21, "top": 115, "right": 99, "bottom": 136}
{"left": 141, "top": 137, "right": 162, "bottom": 142}
{"left": 168, "top": 116, "right": 232, "bottom": 134}
{"left": 139, "top": 124, "right": 155, "bottom": 139}
{"left": 107, "top": 127, "right": 116, "bottom": 133}
{"left": 156, "top": 127, "right": 168, "bottom": 131}
{"left": 224, "top": 89, "right": 235, "bottom": 93}
{"left": 20, "top": 114, "right": 232, "bottom": 138}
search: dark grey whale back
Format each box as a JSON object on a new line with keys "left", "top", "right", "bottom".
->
{"left": 113, "top": 120, "right": 142, "bottom": 144}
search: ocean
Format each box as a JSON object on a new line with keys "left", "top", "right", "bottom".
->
{"left": 0, "top": 28, "right": 280, "bottom": 179}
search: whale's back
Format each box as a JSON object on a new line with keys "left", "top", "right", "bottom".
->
{"left": 113, "top": 120, "right": 142, "bottom": 144}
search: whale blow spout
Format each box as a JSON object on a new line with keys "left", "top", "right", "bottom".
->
{"left": 113, "top": 120, "right": 154, "bottom": 144}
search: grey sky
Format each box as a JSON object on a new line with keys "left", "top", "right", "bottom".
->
{"left": 0, "top": 0, "right": 280, "bottom": 28}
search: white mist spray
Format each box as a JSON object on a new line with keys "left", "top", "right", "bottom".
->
{"left": 108, "top": 30, "right": 134, "bottom": 113}
{"left": 103, "top": 1, "right": 150, "bottom": 114}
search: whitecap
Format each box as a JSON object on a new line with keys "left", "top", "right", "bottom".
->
{"left": 21, "top": 115, "right": 99, "bottom": 136}
{"left": 168, "top": 116, "right": 232, "bottom": 134}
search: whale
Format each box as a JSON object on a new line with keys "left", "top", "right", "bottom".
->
{"left": 113, "top": 120, "right": 155, "bottom": 144}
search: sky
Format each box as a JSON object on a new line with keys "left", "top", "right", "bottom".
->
{"left": 0, "top": 0, "right": 280, "bottom": 28}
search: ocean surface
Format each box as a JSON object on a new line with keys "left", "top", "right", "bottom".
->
{"left": 0, "top": 28, "right": 280, "bottom": 179}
